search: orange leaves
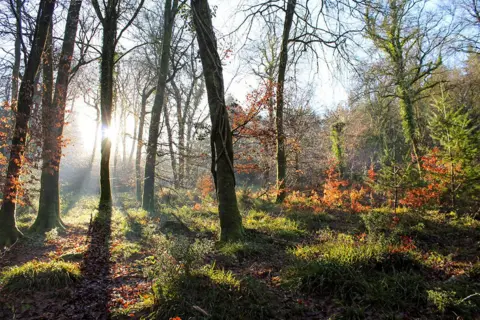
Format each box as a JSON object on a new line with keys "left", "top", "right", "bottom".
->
{"left": 283, "top": 164, "right": 370, "bottom": 214}
{"left": 322, "top": 165, "right": 349, "bottom": 209}
{"left": 231, "top": 81, "right": 277, "bottom": 175}
{"left": 400, "top": 148, "right": 449, "bottom": 209}
{"left": 367, "top": 164, "right": 376, "bottom": 182}
{"left": 400, "top": 184, "right": 442, "bottom": 208}
{"left": 389, "top": 235, "right": 416, "bottom": 254}
{"left": 235, "top": 162, "right": 260, "bottom": 174}
{"left": 421, "top": 147, "right": 448, "bottom": 175}
{"left": 169, "top": 317, "right": 182, "bottom": 320}
{"left": 349, "top": 187, "right": 370, "bottom": 214}
{"left": 196, "top": 174, "right": 214, "bottom": 198}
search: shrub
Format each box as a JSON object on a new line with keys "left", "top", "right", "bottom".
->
{"left": 468, "top": 262, "right": 480, "bottom": 281}
{"left": 45, "top": 227, "right": 60, "bottom": 242}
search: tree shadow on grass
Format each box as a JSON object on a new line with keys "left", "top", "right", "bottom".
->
{"left": 408, "top": 216, "right": 480, "bottom": 264}
{"left": 67, "top": 204, "right": 112, "bottom": 319}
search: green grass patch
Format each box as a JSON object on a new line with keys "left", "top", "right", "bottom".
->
{"left": 167, "top": 205, "right": 220, "bottom": 237}
{"left": 244, "top": 209, "right": 305, "bottom": 240}
{"left": 1, "top": 260, "right": 81, "bottom": 291}
{"left": 152, "top": 265, "right": 275, "bottom": 319}
{"left": 216, "top": 237, "right": 276, "bottom": 264}
{"left": 290, "top": 231, "right": 396, "bottom": 266}
{"left": 62, "top": 195, "right": 98, "bottom": 227}
{"left": 111, "top": 241, "right": 142, "bottom": 261}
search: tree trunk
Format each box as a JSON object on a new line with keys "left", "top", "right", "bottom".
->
{"left": 192, "top": 0, "right": 244, "bottom": 241}
{"left": 171, "top": 80, "right": 185, "bottom": 187}
{"left": 128, "top": 108, "right": 137, "bottom": 165}
{"left": 275, "top": 0, "right": 296, "bottom": 203}
{"left": 113, "top": 111, "right": 121, "bottom": 178}
{"left": 99, "top": 10, "right": 117, "bottom": 209}
{"left": 142, "top": 0, "right": 177, "bottom": 212}
{"left": 164, "top": 103, "right": 178, "bottom": 187}
{"left": 33, "top": 0, "right": 83, "bottom": 233}
{"left": 397, "top": 85, "right": 422, "bottom": 175}
{"left": 0, "top": 0, "right": 56, "bottom": 247}
{"left": 10, "top": 0, "right": 22, "bottom": 111}
{"left": 121, "top": 106, "right": 127, "bottom": 166}
{"left": 136, "top": 87, "right": 153, "bottom": 201}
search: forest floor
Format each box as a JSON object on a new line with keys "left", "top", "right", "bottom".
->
{"left": 0, "top": 190, "right": 479, "bottom": 319}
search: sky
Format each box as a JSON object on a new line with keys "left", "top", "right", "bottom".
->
{"left": 209, "top": 0, "right": 350, "bottom": 114}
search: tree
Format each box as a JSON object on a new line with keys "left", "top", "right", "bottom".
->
{"left": 142, "top": 0, "right": 179, "bottom": 212}
{"left": 0, "top": 0, "right": 56, "bottom": 247}
{"left": 91, "top": 0, "right": 145, "bottom": 209}
{"left": 275, "top": 0, "right": 296, "bottom": 203}
{"left": 239, "top": 0, "right": 352, "bottom": 202}
{"left": 169, "top": 43, "right": 204, "bottom": 188}
{"left": 363, "top": 0, "right": 449, "bottom": 172}
{"left": 428, "top": 89, "right": 479, "bottom": 212}
{"left": 455, "top": 0, "right": 480, "bottom": 53}
{"left": 136, "top": 81, "right": 155, "bottom": 201}
{"left": 192, "top": 0, "right": 244, "bottom": 241}
{"left": 331, "top": 121, "right": 346, "bottom": 176}
{"left": 10, "top": 0, "right": 23, "bottom": 112}
{"left": 31, "top": 0, "right": 83, "bottom": 233}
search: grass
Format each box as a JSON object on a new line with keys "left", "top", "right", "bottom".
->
{"left": 111, "top": 241, "right": 142, "bottom": 261}
{"left": 279, "top": 208, "right": 480, "bottom": 318}
{"left": 244, "top": 209, "right": 306, "bottom": 239}
{"left": 152, "top": 265, "right": 276, "bottom": 320}
{"left": 283, "top": 243, "right": 429, "bottom": 316}
{"left": 165, "top": 205, "right": 220, "bottom": 236}
{"left": 62, "top": 195, "right": 98, "bottom": 227}
{"left": 143, "top": 190, "right": 480, "bottom": 318}
{"left": 3, "top": 190, "right": 479, "bottom": 319}
{"left": 1, "top": 260, "right": 81, "bottom": 291}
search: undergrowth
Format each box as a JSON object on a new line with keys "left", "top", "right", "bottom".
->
{"left": 1, "top": 260, "right": 81, "bottom": 291}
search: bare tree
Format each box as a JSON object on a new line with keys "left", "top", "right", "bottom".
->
{"left": 32, "top": 0, "right": 84, "bottom": 233}
{"left": 192, "top": 0, "right": 244, "bottom": 241}
{"left": 0, "top": 0, "right": 56, "bottom": 247}
{"left": 142, "top": 0, "right": 179, "bottom": 212}
{"left": 91, "top": 0, "right": 145, "bottom": 209}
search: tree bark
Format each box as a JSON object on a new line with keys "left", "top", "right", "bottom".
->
{"left": 98, "top": 5, "right": 117, "bottom": 209}
{"left": 164, "top": 102, "right": 178, "bottom": 187}
{"left": 10, "top": 0, "right": 22, "bottom": 111}
{"left": 192, "top": 0, "right": 244, "bottom": 241}
{"left": 142, "top": 0, "right": 177, "bottom": 212}
{"left": 0, "top": 0, "right": 56, "bottom": 247}
{"left": 171, "top": 80, "right": 185, "bottom": 187}
{"left": 33, "top": 0, "right": 83, "bottom": 233}
{"left": 136, "top": 87, "right": 154, "bottom": 201}
{"left": 128, "top": 107, "right": 137, "bottom": 165}
{"left": 275, "top": 0, "right": 296, "bottom": 203}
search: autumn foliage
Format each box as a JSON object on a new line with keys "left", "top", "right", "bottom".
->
{"left": 230, "top": 81, "right": 276, "bottom": 174}
{"left": 196, "top": 174, "right": 215, "bottom": 199}
{"left": 400, "top": 148, "right": 447, "bottom": 209}
{"left": 282, "top": 163, "right": 371, "bottom": 214}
